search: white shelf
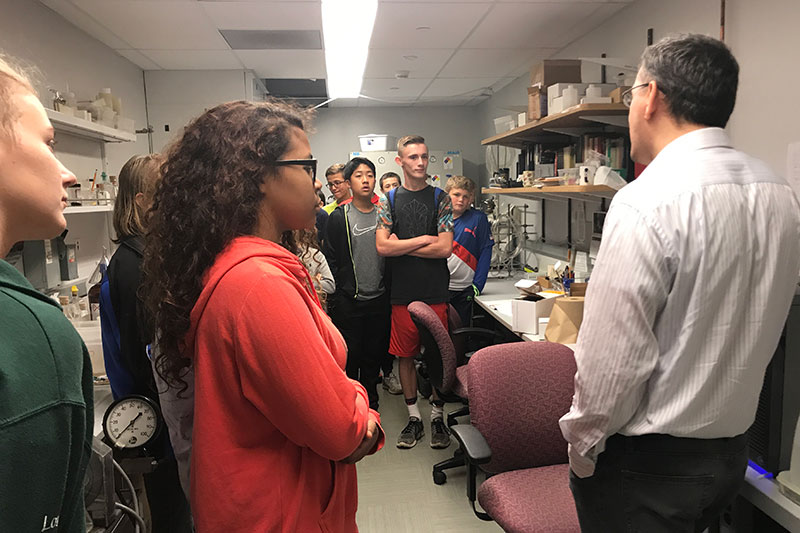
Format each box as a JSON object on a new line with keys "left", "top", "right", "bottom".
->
{"left": 46, "top": 108, "right": 136, "bottom": 143}
{"left": 64, "top": 205, "right": 113, "bottom": 214}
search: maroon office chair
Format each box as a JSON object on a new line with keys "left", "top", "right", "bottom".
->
{"left": 407, "top": 301, "right": 498, "bottom": 485}
{"left": 450, "top": 342, "right": 580, "bottom": 533}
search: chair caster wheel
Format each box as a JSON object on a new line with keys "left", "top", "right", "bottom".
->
{"left": 433, "top": 470, "right": 447, "bottom": 485}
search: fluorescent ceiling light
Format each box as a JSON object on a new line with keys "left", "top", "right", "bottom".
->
{"left": 322, "top": 0, "right": 378, "bottom": 99}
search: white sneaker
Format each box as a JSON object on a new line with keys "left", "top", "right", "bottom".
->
{"left": 382, "top": 372, "right": 402, "bottom": 395}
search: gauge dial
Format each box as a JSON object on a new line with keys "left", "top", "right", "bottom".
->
{"left": 103, "top": 395, "right": 161, "bottom": 449}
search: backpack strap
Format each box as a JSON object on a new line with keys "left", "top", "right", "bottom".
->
{"left": 388, "top": 187, "right": 397, "bottom": 232}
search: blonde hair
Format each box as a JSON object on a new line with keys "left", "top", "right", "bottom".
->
{"left": 397, "top": 134, "right": 425, "bottom": 156}
{"left": 113, "top": 154, "right": 163, "bottom": 241}
{"left": 0, "top": 54, "right": 36, "bottom": 142}
{"left": 445, "top": 175, "right": 476, "bottom": 196}
{"left": 325, "top": 163, "right": 345, "bottom": 178}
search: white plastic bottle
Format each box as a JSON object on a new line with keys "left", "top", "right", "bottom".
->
{"left": 562, "top": 85, "right": 579, "bottom": 109}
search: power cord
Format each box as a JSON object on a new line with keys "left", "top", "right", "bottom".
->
{"left": 112, "top": 459, "right": 143, "bottom": 533}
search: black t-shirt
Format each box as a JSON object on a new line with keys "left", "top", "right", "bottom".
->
{"left": 377, "top": 186, "right": 453, "bottom": 305}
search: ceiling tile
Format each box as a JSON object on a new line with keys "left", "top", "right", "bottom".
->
{"left": 200, "top": 2, "right": 322, "bottom": 30}
{"left": 422, "top": 77, "right": 513, "bottom": 97}
{"left": 116, "top": 49, "right": 163, "bottom": 69}
{"left": 365, "top": 48, "right": 454, "bottom": 78}
{"left": 438, "top": 48, "right": 546, "bottom": 78}
{"left": 413, "top": 96, "right": 476, "bottom": 107}
{"left": 463, "top": 2, "right": 623, "bottom": 49}
{"left": 39, "top": 0, "right": 134, "bottom": 49}
{"left": 234, "top": 49, "right": 326, "bottom": 78}
{"left": 370, "top": 2, "right": 492, "bottom": 49}
{"left": 71, "top": 0, "right": 229, "bottom": 49}
{"left": 360, "top": 78, "right": 431, "bottom": 98}
{"left": 357, "top": 97, "right": 412, "bottom": 107}
{"left": 141, "top": 50, "right": 243, "bottom": 69}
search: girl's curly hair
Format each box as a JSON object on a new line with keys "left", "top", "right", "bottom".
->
{"left": 141, "top": 99, "right": 311, "bottom": 392}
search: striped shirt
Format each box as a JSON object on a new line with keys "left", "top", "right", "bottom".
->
{"left": 559, "top": 127, "right": 800, "bottom": 477}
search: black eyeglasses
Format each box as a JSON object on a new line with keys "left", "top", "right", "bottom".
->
{"left": 274, "top": 158, "right": 317, "bottom": 182}
{"left": 621, "top": 82, "right": 667, "bottom": 108}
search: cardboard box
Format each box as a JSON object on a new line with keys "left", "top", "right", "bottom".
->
{"left": 527, "top": 86, "right": 547, "bottom": 121}
{"left": 609, "top": 86, "right": 631, "bottom": 104}
{"left": 530, "top": 59, "right": 582, "bottom": 89}
{"left": 511, "top": 292, "right": 564, "bottom": 335}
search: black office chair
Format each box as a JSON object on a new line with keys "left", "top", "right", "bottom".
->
{"left": 407, "top": 301, "right": 498, "bottom": 484}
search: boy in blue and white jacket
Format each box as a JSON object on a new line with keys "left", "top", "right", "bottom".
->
{"left": 445, "top": 176, "right": 494, "bottom": 326}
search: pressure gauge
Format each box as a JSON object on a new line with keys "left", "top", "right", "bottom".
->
{"left": 103, "top": 395, "right": 162, "bottom": 450}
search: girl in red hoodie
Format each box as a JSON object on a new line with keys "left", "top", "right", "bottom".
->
{"left": 141, "top": 100, "right": 383, "bottom": 532}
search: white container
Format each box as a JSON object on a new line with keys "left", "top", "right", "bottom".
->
{"left": 580, "top": 96, "right": 613, "bottom": 105}
{"left": 586, "top": 84, "right": 603, "bottom": 98}
{"left": 72, "top": 320, "right": 105, "bottom": 376}
{"left": 518, "top": 112, "right": 527, "bottom": 127}
{"left": 562, "top": 85, "right": 580, "bottom": 109}
{"left": 511, "top": 292, "right": 563, "bottom": 335}
{"left": 358, "top": 134, "right": 397, "bottom": 152}
{"left": 549, "top": 96, "right": 564, "bottom": 115}
{"left": 98, "top": 88, "right": 113, "bottom": 108}
{"left": 548, "top": 83, "right": 588, "bottom": 112}
{"left": 493, "top": 115, "right": 515, "bottom": 134}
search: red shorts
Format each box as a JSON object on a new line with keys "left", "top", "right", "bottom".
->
{"left": 389, "top": 303, "right": 448, "bottom": 358}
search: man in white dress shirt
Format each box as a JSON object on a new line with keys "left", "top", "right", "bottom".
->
{"left": 559, "top": 34, "right": 800, "bottom": 532}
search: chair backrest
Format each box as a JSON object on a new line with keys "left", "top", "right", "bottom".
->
{"left": 468, "top": 342, "right": 576, "bottom": 474}
{"left": 408, "top": 301, "right": 457, "bottom": 392}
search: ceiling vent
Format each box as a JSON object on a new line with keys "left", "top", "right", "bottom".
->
{"left": 220, "top": 30, "right": 322, "bottom": 50}
{"left": 261, "top": 78, "right": 329, "bottom": 108}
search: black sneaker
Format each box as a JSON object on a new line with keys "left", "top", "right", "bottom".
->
{"left": 430, "top": 417, "right": 451, "bottom": 449}
{"left": 397, "top": 417, "right": 424, "bottom": 449}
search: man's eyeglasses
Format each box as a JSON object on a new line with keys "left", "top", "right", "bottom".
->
{"left": 621, "top": 83, "right": 651, "bottom": 108}
{"left": 274, "top": 159, "right": 317, "bottom": 182}
{"left": 327, "top": 180, "right": 346, "bottom": 189}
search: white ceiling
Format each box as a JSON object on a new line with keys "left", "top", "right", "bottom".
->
{"left": 39, "top": 0, "right": 635, "bottom": 107}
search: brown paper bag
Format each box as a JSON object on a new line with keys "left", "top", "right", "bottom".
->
{"left": 545, "top": 297, "right": 585, "bottom": 344}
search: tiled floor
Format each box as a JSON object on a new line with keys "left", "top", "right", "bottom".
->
{"left": 356, "top": 386, "right": 502, "bottom": 533}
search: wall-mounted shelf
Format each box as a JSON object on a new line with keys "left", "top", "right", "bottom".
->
{"left": 46, "top": 108, "right": 136, "bottom": 143}
{"left": 483, "top": 104, "right": 629, "bottom": 149}
{"left": 482, "top": 185, "right": 619, "bottom": 202}
{"left": 64, "top": 205, "right": 113, "bottom": 214}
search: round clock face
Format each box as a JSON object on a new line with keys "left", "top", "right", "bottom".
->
{"left": 103, "top": 396, "right": 161, "bottom": 449}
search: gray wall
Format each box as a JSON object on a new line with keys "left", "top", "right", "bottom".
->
{"left": 311, "top": 105, "right": 484, "bottom": 194}
{"left": 0, "top": 0, "right": 148, "bottom": 175}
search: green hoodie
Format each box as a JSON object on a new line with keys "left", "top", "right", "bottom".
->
{"left": 0, "top": 259, "right": 93, "bottom": 532}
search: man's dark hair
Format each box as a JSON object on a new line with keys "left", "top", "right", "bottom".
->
{"left": 343, "top": 157, "right": 376, "bottom": 181}
{"left": 379, "top": 171, "right": 401, "bottom": 188}
{"left": 640, "top": 34, "right": 739, "bottom": 128}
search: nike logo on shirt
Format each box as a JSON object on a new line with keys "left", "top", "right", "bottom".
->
{"left": 352, "top": 223, "right": 377, "bottom": 236}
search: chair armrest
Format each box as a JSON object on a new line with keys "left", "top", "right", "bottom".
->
{"left": 451, "top": 424, "right": 492, "bottom": 465}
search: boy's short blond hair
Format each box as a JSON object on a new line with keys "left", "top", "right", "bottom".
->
{"left": 445, "top": 175, "right": 476, "bottom": 196}
{"left": 0, "top": 54, "right": 36, "bottom": 142}
{"left": 397, "top": 135, "right": 425, "bottom": 156}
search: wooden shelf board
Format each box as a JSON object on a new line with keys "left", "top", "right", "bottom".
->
{"left": 482, "top": 185, "right": 619, "bottom": 201}
{"left": 483, "top": 103, "right": 628, "bottom": 148}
